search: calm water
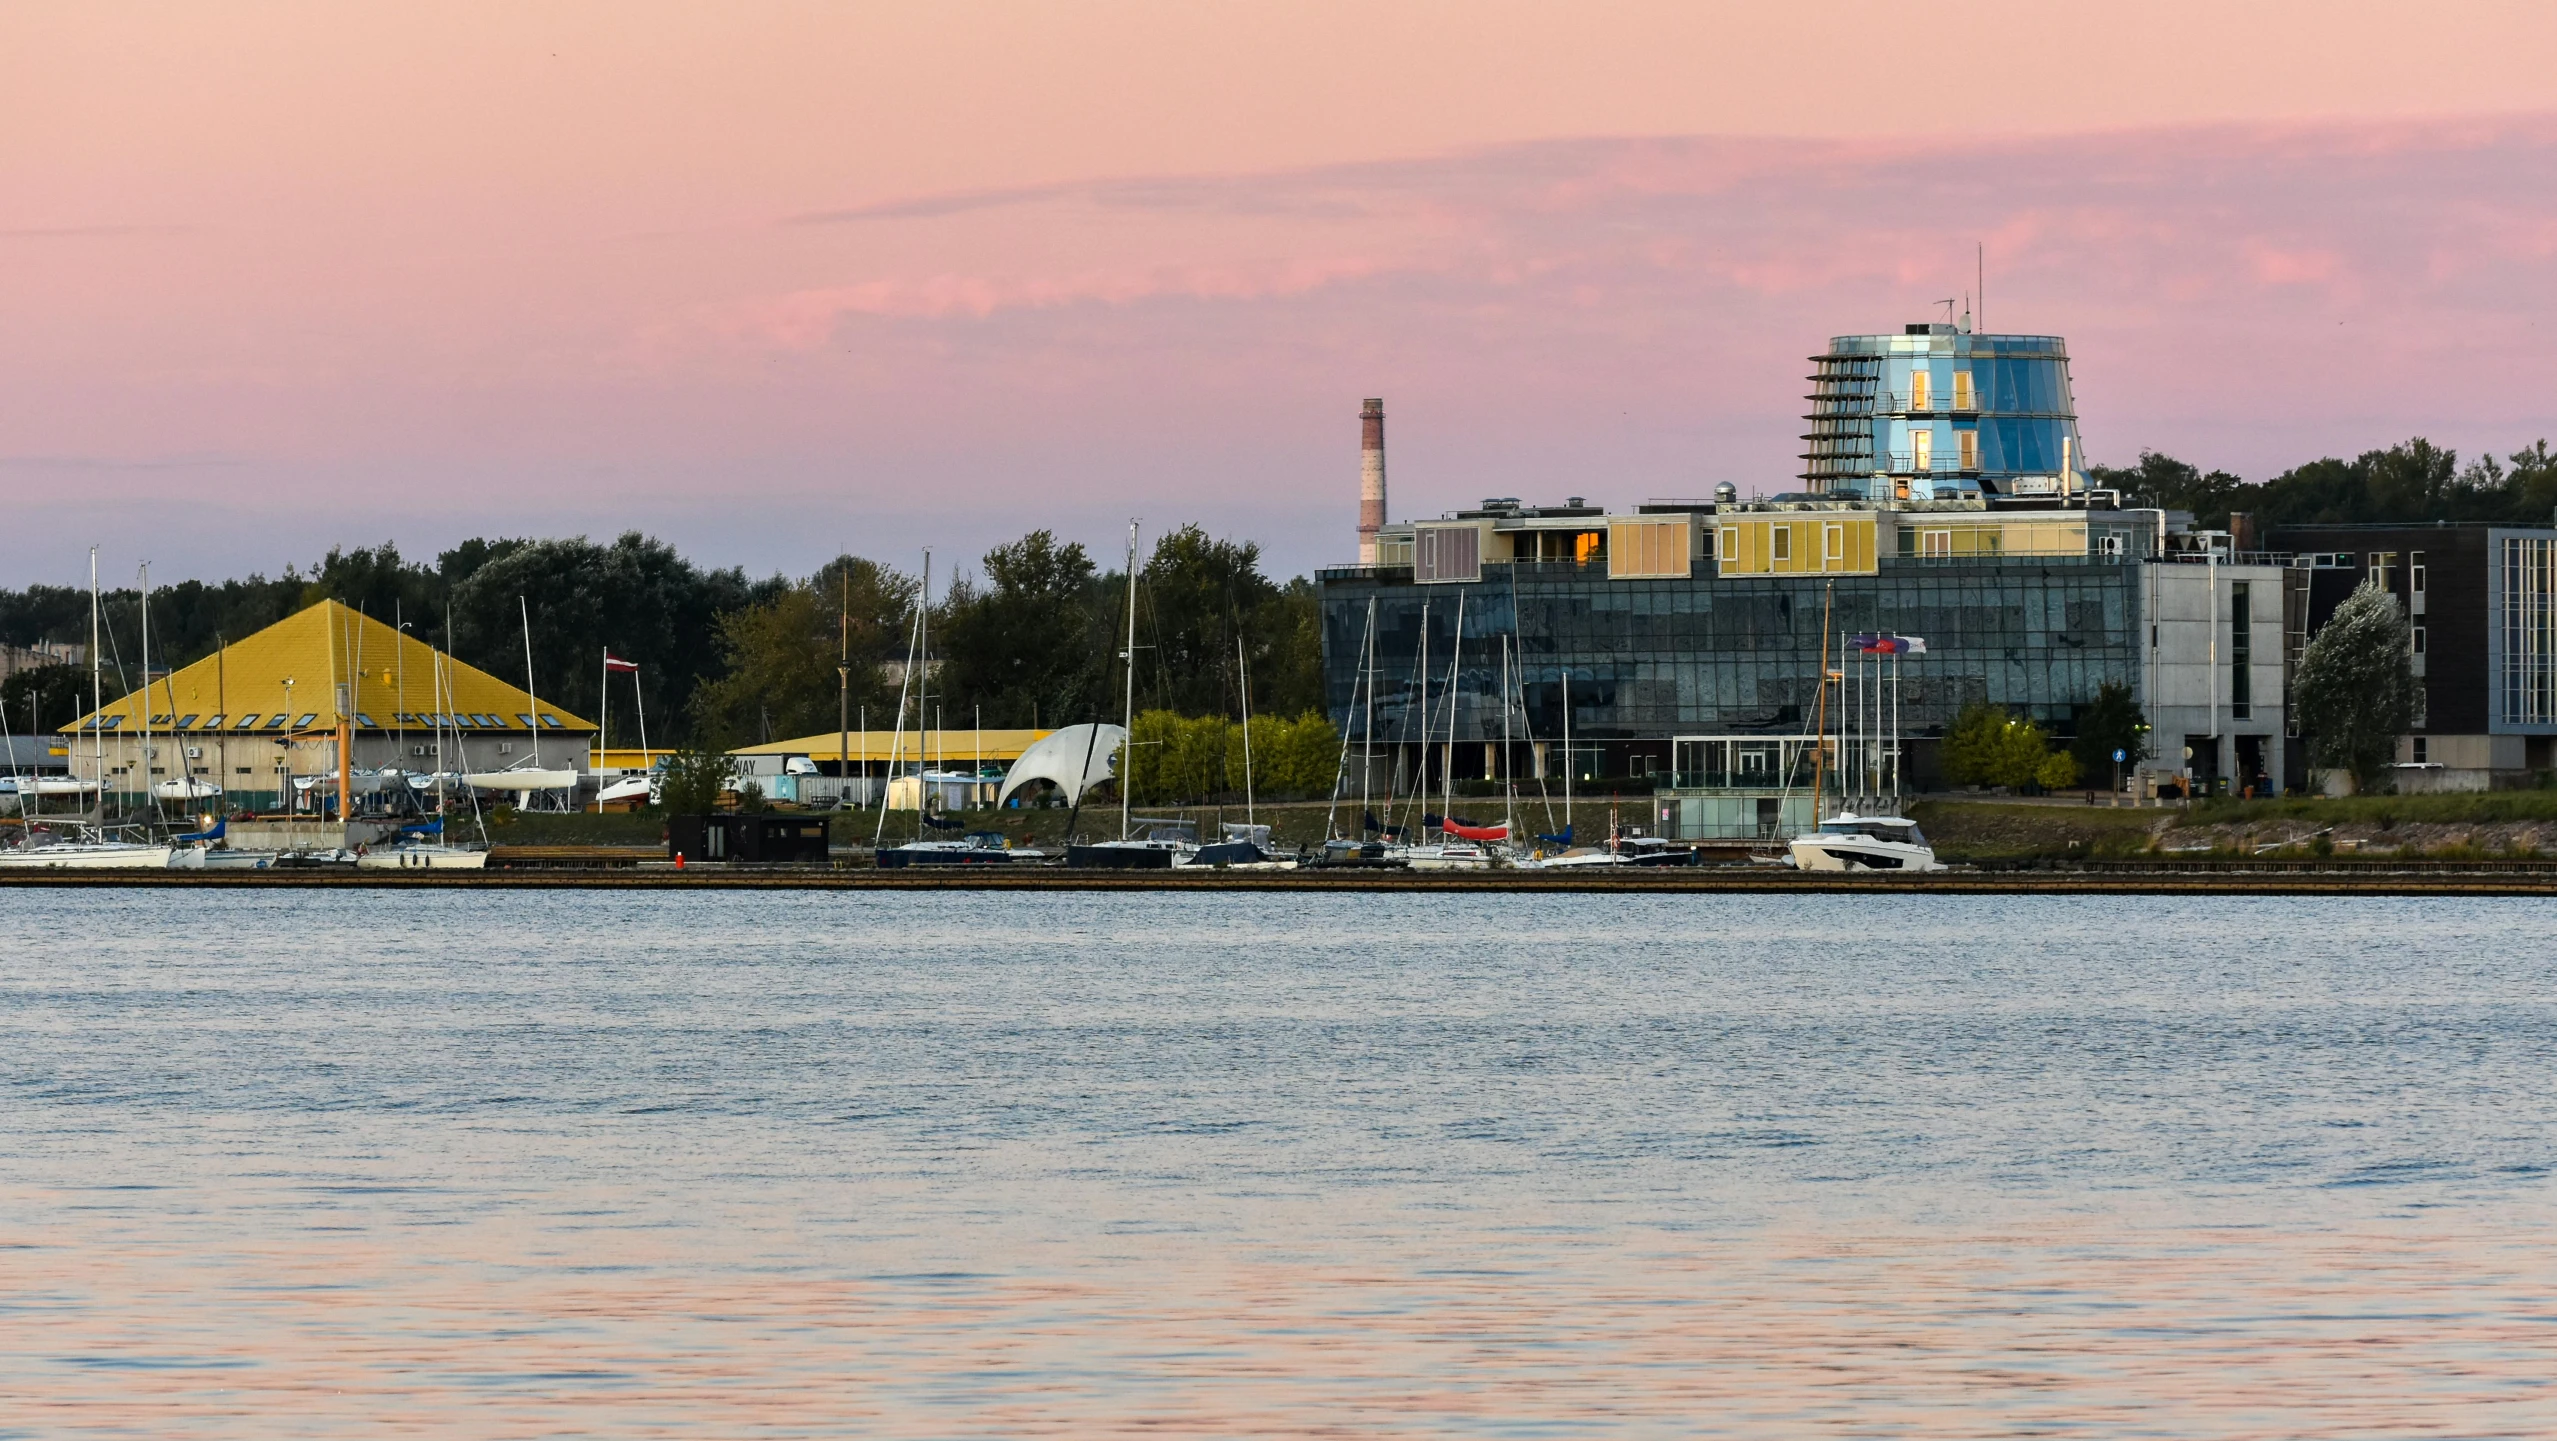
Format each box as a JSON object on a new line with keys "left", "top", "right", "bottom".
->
{"left": 2, "top": 890, "right": 2552, "bottom": 1437}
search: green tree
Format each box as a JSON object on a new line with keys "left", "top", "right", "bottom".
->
{"left": 2070, "top": 680, "right": 2147, "bottom": 779}
{"left": 1138, "top": 525, "right": 1279, "bottom": 717}
{"left": 449, "top": 532, "right": 779, "bottom": 733}
{"left": 2089, "top": 451, "right": 2250, "bottom": 529}
{"left": 690, "top": 557, "right": 910, "bottom": 747}
{"left": 2293, "top": 579, "right": 2419, "bottom": 794}
{"left": 2035, "top": 750, "right": 2080, "bottom": 790}
{"left": 936, "top": 531, "right": 1101, "bottom": 728}
{"left": 1938, "top": 702, "right": 2054, "bottom": 790}
{"left": 0, "top": 664, "right": 87, "bottom": 734}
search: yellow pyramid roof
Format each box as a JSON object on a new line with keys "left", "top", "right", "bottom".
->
{"left": 66, "top": 599, "right": 595, "bottom": 736}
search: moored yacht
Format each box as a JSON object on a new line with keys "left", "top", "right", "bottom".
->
{"left": 1788, "top": 813, "right": 1939, "bottom": 872}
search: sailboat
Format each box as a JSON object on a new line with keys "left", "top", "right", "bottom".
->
{"left": 1400, "top": 591, "right": 1502, "bottom": 869}
{"left": 1068, "top": 521, "right": 1195, "bottom": 869}
{"left": 0, "top": 549, "right": 173, "bottom": 869}
{"left": 1175, "top": 636, "right": 1295, "bottom": 868}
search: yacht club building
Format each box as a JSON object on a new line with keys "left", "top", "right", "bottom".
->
{"left": 61, "top": 599, "right": 594, "bottom": 812}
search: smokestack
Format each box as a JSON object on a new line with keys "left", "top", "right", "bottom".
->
{"left": 1358, "top": 398, "right": 1387, "bottom": 565}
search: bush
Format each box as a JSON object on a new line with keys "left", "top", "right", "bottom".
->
{"left": 2036, "top": 750, "right": 2081, "bottom": 790}
{"left": 1124, "top": 709, "right": 1341, "bottom": 803}
{"left": 657, "top": 741, "right": 734, "bottom": 814}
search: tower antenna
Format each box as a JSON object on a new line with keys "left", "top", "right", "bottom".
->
{"left": 1977, "top": 241, "right": 1985, "bottom": 332}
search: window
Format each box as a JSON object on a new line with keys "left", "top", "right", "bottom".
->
{"left": 515, "top": 714, "right": 537, "bottom": 729}
{"left": 1823, "top": 524, "right": 1844, "bottom": 562}
{"left": 265, "top": 714, "right": 290, "bottom": 729}
{"left": 1911, "top": 428, "right": 1933, "bottom": 472}
{"left": 1958, "top": 430, "right": 1979, "bottom": 471}
{"left": 1908, "top": 370, "right": 1931, "bottom": 411}
{"left": 203, "top": 714, "right": 225, "bottom": 729}
{"left": 176, "top": 714, "right": 198, "bottom": 729}
{"left": 294, "top": 713, "right": 317, "bottom": 729}
{"left": 1952, "top": 370, "right": 1976, "bottom": 411}
{"left": 2410, "top": 552, "right": 2426, "bottom": 593}
{"left": 354, "top": 713, "right": 377, "bottom": 728}
{"left": 2412, "top": 626, "right": 2426, "bottom": 655}
{"left": 1922, "top": 529, "right": 1951, "bottom": 558}
{"left": 234, "top": 766, "right": 251, "bottom": 776}
{"left": 1771, "top": 526, "right": 1792, "bottom": 563}
{"left": 237, "top": 714, "right": 260, "bottom": 729}
{"left": 2368, "top": 551, "right": 2395, "bottom": 588}
{"left": 2412, "top": 736, "right": 2428, "bottom": 764}
{"left": 1718, "top": 527, "right": 1739, "bottom": 573}
{"left": 2230, "top": 581, "right": 2252, "bottom": 719}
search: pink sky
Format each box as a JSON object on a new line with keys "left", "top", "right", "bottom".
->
{"left": 6, "top": 2, "right": 2557, "bottom": 584}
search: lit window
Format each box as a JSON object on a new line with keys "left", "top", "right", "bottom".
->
{"left": 1952, "top": 370, "right": 1976, "bottom": 410}
{"left": 1958, "top": 430, "right": 1979, "bottom": 470}
{"left": 1909, "top": 370, "right": 1932, "bottom": 411}
{"left": 1912, "top": 429, "right": 1933, "bottom": 471}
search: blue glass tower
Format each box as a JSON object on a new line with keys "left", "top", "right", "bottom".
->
{"left": 1801, "top": 322, "right": 2086, "bottom": 502}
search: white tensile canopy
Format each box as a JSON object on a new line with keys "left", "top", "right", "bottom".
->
{"left": 996, "top": 723, "right": 1126, "bottom": 810}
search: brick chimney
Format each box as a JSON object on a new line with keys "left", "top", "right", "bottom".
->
{"left": 1358, "top": 398, "right": 1387, "bottom": 565}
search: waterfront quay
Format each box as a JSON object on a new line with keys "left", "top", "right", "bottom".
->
{"left": 7, "top": 857, "right": 2555, "bottom": 895}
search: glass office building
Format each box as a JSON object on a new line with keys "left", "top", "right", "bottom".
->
{"left": 1318, "top": 510, "right": 2147, "bottom": 812}
{"left": 1801, "top": 323, "right": 2087, "bottom": 502}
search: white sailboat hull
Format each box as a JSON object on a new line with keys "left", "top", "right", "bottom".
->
{"left": 152, "top": 779, "right": 223, "bottom": 802}
{"left": 167, "top": 846, "right": 275, "bottom": 870}
{"left": 0, "top": 843, "right": 178, "bottom": 870}
{"left": 356, "top": 845, "right": 489, "bottom": 870}
{"left": 1402, "top": 843, "right": 1498, "bottom": 870}
{"left": 463, "top": 769, "right": 578, "bottom": 791}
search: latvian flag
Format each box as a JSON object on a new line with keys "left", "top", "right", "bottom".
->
{"left": 604, "top": 653, "right": 640, "bottom": 673}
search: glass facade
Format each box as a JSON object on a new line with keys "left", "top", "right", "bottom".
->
{"left": 2494, "top": 532, "right": 2557, "bottom": 729}
{"left": 1801, "top": 325, "right": 2085, "bottom": 502}
{"left": 1318, "top": 556, "right": 2143, "bottom": 753}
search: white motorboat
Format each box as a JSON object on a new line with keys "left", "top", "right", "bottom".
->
{"left": 1787, "top": 813, "right": 1939, "bottom": 872}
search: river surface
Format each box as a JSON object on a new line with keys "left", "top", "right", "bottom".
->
{"left": 2, "top": 890, "right": 2552, "bottom": 1437}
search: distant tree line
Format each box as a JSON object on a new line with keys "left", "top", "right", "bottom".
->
{"left": 0, "top": 525, "right": 1326, "bottom": 746}
{"left": 2089, "top": 437, "right": 2557, "bottom": 533}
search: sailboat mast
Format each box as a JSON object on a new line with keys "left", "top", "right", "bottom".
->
{"left": 1811, "top": 584, "right": 1833, "bottom": 823}
{"left": 1500, "top": 635, "right": 1514, "bottom": 834}
{"left": 1441, "top": 588, "right": 1463, "bottom": 839}
{"left": 138, "top": 562, "right": 153, "bottom": 825}
{"left": 1561, "top": 664, "right": 1572, "bottom": 834}
{"left": 89, "top": 547, "right": 102, "bottom": 827}
{"left": 1359, "top": 597, "right": 1376, "bottom": 836}
{"left": 520, "top": 596, "right": 540, "bottom": 769}
{"left": 1237, "top": 634, "right": 1254, "bottom": 827}
{"left": 918, "top": 549, "right": 932, "bottom": 840}
{"left": 1120, "top": 522, "right": 1139, "bottom": 842}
